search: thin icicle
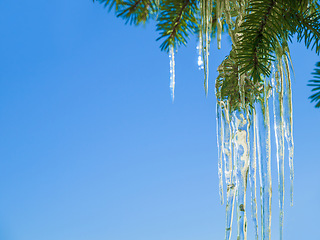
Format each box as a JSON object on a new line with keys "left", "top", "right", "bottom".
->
{"left": 233, "top": 110, "right": 249, "bottom": 240}
{"left": 272, "top": 66, "right": 285, "bottom": 240}
{"left": 283, "top": 54, "right": 294, "bottom": 206}
{"left": 249, "top": 108, "right": 259, "bottom": 240}
{"left": 256, "top": 81, "right": 272, "bottom": 240}
{"left": 200, "top": 0, "right": 212, "bottom": 95}
{"left": 222, "top": 101, "right": 236, "bottom": 240}
{"left": 197, "top": 40, "right": 204, "bottom": 70}
{"left": 238, "top": 75, "right": 246, "bottom": 109}
{"left": 169, "top": 46, "right": 175, "bottom": 102}
{"left": 224, "top": 0, "right": 236, "bottom": 45}
{"left": 216, "top": 0, "right": 223, "bottom": 49}
{"left": 217, "top": 101, "right": 224, "bottom": 204}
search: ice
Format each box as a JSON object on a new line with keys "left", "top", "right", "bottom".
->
{"left": 216, "top": 0, "right": 223, "bottom": 49}
{"left": 249, "top": 109, "right": 259, "bottom": 240}
{"left": 256, "top": 80, "right": 272, "bottom": 240}
{"left": 200, "top": 0, "right": 212, "bottom": 95}
{"left": 283, "top": 53, "right": 294, "bottom": 206}
{"left": 272, "top": 63, "right": 285, "bottom": 240}
{"left": 217, "top": 102, "right": 224, "bottom": 204}
{"left": 221, "top": 101, "right": 236, "bottom": 240}
{"left": 169, "top": 46, "right": 175, "bottom": 102}
{"left": 197, "top": 40, "right": 204, "bottom": 70}
{"left": 233, "top": 110, "right": 249, "bottom": 240}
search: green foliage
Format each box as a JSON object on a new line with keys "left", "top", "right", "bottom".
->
{"left": 236, "top": 1, "right": 286, "bottom": 81}
{"left": 216, "top": 48, "right": 263, "bottom": 112}
{"left": 295, "top": 8, "right": 320, "bottom": 54}
{"left": 157, "top": 0, "right": 198, "bottom": 52}
{"left": 93, "top": 0, "right": 121, "bottom": 12}
{"left": 94, "top": 0, "right": 156, "bottom": 24}
{"left": 308, "top": 61, "right": 320, "bottom": 108}
{"left": 95, "top": 0, "right": 320, "bottom": 109}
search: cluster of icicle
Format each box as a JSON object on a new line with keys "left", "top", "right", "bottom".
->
{"left": 216, "top": 50, "right": 294, "bottom": 240}
{"left": 169, "top": 0, "right": 213, "bottom": 101}
{"left": 167, "top": 2, "right": 294, "bottom": 238}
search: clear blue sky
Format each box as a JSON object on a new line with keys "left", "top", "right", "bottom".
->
{"left": 0, "top": 1, "right": 319, "bottom": 240}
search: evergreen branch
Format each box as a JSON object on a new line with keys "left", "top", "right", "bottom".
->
{"left": 216, "top": 49, "right": 263, "bottom": 111}
{"left": 117, "top": 0, "right": 155, "bottom": 25}
{"left": 308, "top": 61, "right": 320, "bottom": 108}
{"left": 294, "top": 8, "right": 320, "bottom": 54}
{"left": 236, "top": 0, "right": 289, "bottom": 82}
{"left": 156, "top": 0, "right": 197, "bottom": 52}
{"left": 94, "top": 0, "right": 122, "bottom": 12}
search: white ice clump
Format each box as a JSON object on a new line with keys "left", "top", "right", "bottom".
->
{"left": 197, "top": 40, "right": 204, "bottom": 70}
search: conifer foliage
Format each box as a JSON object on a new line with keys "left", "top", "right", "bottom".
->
{"left": 309, "top": 61, "right": 320, "bottom": 107}
{"left": 96, "top": 1, "right": 320, "bottom": 240}
{"left": 95, "top": 0, "right": 320, "bottom": 109}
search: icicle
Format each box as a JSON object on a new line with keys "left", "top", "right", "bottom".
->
{"left": 249, "top": 108, "right": 259, "bottom": 240}
{"left": 200, "top": 0, "right": 212, "bottom": 95}
{"left": 169, "top": 46, "right": 175, "bottom": 102}
{"left": 216, "top": 0, "right": 223, "bottom": 49}
{"left": 238, "top": 75, "right": 246, "bottom": 109}
{"left": 233, "top": 110, "right": 249, "bottom": 240}
{"left": 272, "top": 65, "right": 285, "bottom": 240}
{"left": 283, "top": 54, "right": 294, "bottom": 206}
{"left": 217, "top": 101, "right": 224, "bottom": 204}
{"left": 224, "top": 0, "right": 236, "bottom": 45}
{"left": 197, "top": 40, "right": 204, "bottom": 70}
{"left": 222, "top": 101, "right": 236, "bottom": 240}
{"left": 214, "top": 3, "right": 295, "bottom": 239}
{"left": 256, "top": 81, "right": 272, "bottom": 240}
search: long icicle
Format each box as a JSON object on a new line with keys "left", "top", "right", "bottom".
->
{"left": 216, "top": 0, "right": 223, "bottom": 49}
{"left": 200, "top": 0, "right": 212, "bottom": 95}
{"left": 233, "top": 110, "right": 249, "bottom": 240}
{"left": 257, "top": 79, "right": 272, "bottom": 240}
{"left": 272, "top": 64, "right": 285, "bottom": 240}
{"left": 249, "top": 108, "right": 259, "bottom": 240}
{"left": 217, "top": 101, "right": 224, "bottom": 204}
{"left": 222, "top": 101, "right": 236, "bottom": 240}
{"left": 169, "top": 45, "right": 175, "bottom": 102}
{"left": 283, "top": 53, "right": 294, "bottom": 206}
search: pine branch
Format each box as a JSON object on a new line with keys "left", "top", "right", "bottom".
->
{"left": 216, "top": 49, "right": 263, "bottom": 111}
{"left": 117, "top": 0, "right": 156, "bottom": 24}
{"left": 156, "top": 0, "right": 197, "bottom": 52}
{"left": 236, "top": 0, "right": 289, "bottom": 82}
{"left": 294, "top": 8, "right": 320, "bottom": 54}
{"left": 94, "top": 0, "right": 122, "bottom": 12}
{"left": 308, "top": 61, "right": 320, "bottom": 108}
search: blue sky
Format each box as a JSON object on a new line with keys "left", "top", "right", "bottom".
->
{"left": 0, "top": 1, "right": 319, "bottom": 240}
